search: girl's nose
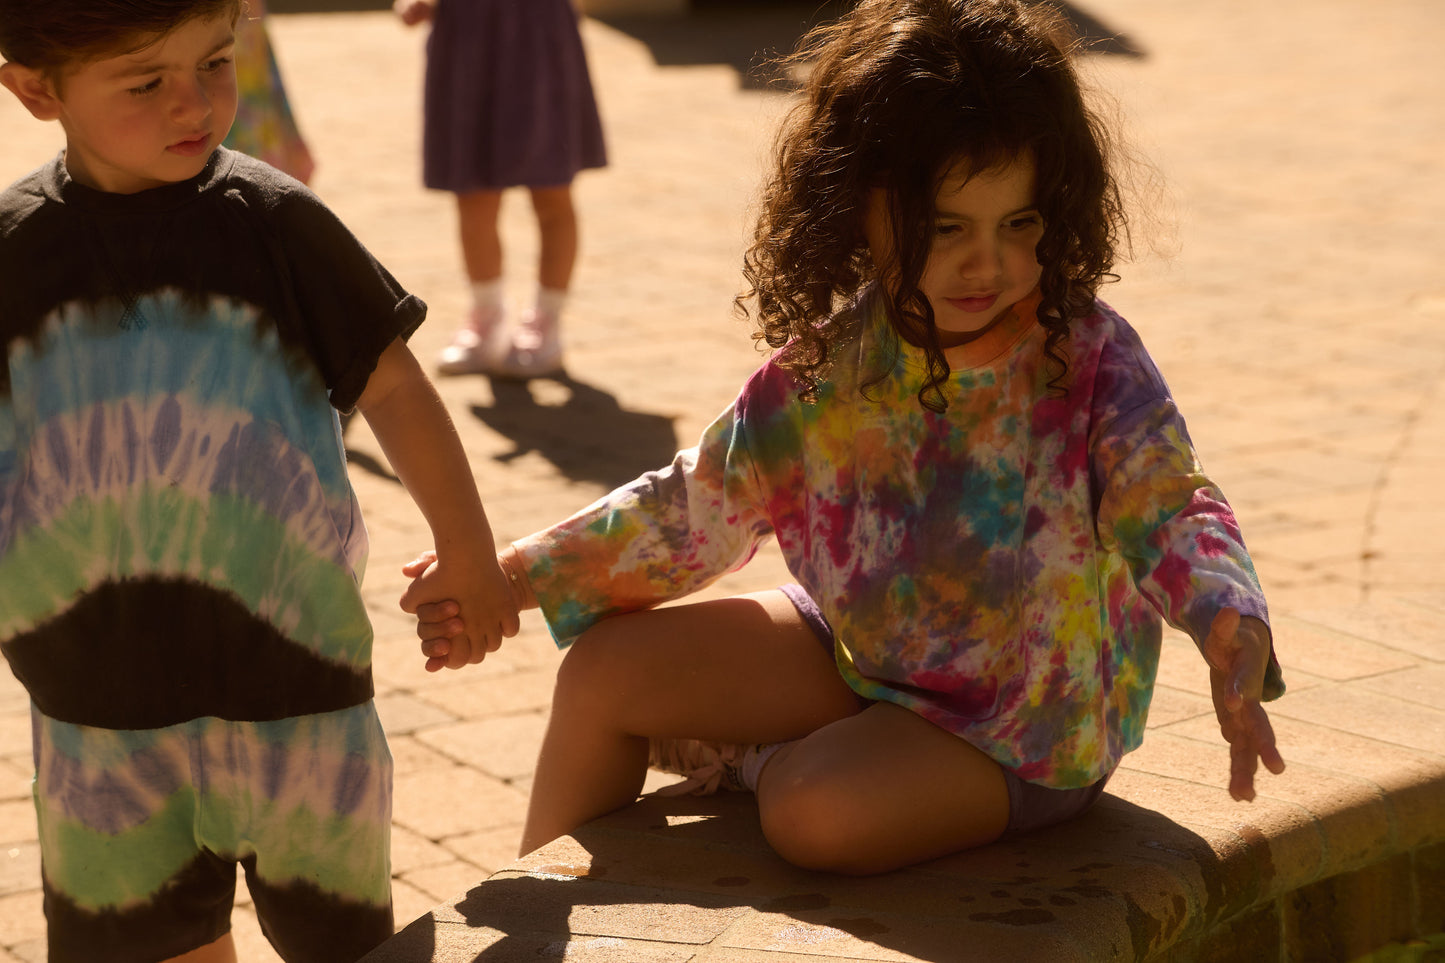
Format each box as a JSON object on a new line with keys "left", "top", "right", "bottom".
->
{"left": 960, "top": 236, "right": 1004, "bottom": 279}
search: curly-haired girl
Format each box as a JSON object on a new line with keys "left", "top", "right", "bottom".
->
{"left": 408, "top": 0, "right": 1285, "bottom": 875}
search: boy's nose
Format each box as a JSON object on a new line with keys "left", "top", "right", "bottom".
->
{"left": 171, "top": 77, "right": 212, "bottom": 124}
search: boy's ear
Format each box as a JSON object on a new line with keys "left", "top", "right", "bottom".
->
{"left": 0, "top": 62, "right": 63, "bottom": 121}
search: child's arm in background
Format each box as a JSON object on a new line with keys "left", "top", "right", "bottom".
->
{"left": 1202, "top": 608, "right": 1285, "bottom": 801}
{"left": 394, "top": 0, "right": 436, "bottom": 26}
{"left": 356, "top": 337, "right": 518, "bottom": 669}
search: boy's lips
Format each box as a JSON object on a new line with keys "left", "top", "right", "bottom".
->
{"left": 168, "top": 133, "right": 211, "bottom": 156}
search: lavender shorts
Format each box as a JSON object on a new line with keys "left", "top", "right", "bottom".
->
{"left": 778, "top": 584, "right": 1111, "bottom": 838}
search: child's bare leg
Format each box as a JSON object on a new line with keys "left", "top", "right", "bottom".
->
{"left": 163, "top": 932, "right": 237, "bottom": 963}
{"left": 756, "top": 701, "right": 1010, "bottom": 875}
{"left": 438, "top": 190, "right": 506, "bottom": 374}
{"left": 456, "top": 189, "right": 503, "bottom": 283}
{"left": 528, "top": 185, "right": 577, "bottom": 291}
{"left": 520, "top": 589, "right": 862, "bottom": 856}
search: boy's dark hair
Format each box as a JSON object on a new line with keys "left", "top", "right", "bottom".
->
{"left": 0, "top": 0, "right": 240, "bottom": 75}
{"left": 739, "top": 0, "right": 1127, "bottom": 410}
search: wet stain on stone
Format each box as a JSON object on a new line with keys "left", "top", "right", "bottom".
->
{"left": 1070, "top": 862, "right": 1114, "bottom": 873}
{"left": 1064, "top": 878, "right": 1111, "bottom": 899}
{"left": 1019, "top": 898, "right": 1042, "bottom": 907}
{"left": 713, "top": 876, "right": 750, "bottom": 887}
{"left": 1049, "top": 895, "right": 1077, "bottom": 907}
{"left": 765, "top": 893, "right": 831, "bottom": 912}
{"left": 990, "top": 889, "right": 1012, "bottom": 899}
{"left": 828, "top": 916, "right": 890, "bottom": 938}
{"left": 970, "top": 908, "right": 1057, "bottom": 926}
{"left": 534, "top": 863, "right": 602, "bottom": 879}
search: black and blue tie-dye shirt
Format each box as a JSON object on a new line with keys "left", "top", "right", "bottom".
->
{"left": 0, "top": 148, "right": 425, "bottom": 730}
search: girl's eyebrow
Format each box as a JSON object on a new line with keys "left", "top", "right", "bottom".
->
{"left": 934, "top": 202, "right": 1040, "bottom": 219}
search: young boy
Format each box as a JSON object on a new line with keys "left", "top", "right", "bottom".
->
{"left": 0, "top": 2, "right": 515, "bottom": 961}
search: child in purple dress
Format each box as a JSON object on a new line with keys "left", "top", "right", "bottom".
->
{"left": 396, "top": 0, "right": 607, "bottom": 379}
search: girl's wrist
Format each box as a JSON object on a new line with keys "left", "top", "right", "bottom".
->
{"left": 497, "top": 544, "right": 538, "bottom": 611}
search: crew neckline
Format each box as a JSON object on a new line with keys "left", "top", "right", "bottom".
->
{"left": 44, "top": 147, "right": 237, "bottom": 213}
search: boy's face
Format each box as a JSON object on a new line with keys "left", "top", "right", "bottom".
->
{"left": 15, "top": 11, "right": 238, "bottom": 194}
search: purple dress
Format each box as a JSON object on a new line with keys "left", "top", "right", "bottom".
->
{"left": 423, "top": 0, "right": 608, "bottom": 191}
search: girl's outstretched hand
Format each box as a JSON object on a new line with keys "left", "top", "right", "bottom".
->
{"left": 1203, "top": 608, "right": 1285, "bottom": 801}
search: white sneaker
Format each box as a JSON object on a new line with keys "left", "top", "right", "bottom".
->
{"left": 436, "top": 306, "right": 503, "bottom": 376}
{"left": 490, "top": 308, "right": 564, "bottom": 379}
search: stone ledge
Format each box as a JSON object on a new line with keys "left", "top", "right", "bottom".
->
{"left": 364, "top": 597, "right": 1445, "bottom": 961}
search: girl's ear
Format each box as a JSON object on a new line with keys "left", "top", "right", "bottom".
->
{"left": 0, "top": 63, "right": 63, "bottom": 121}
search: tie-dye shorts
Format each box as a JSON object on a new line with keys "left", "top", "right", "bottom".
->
{"left": 31, "top": 702, "right": 394, "bottom": 963}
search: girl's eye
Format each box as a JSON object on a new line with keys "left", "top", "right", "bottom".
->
{"left": 201, "top": 56, "right": 233, "bottom": 73}
{"left": 935, "top": 223, "right": 963, "bottom": 237}
{"left": 128, "top": 78, "right": 162, "bottom": 96}
{"left": 1006, "top": 214, "right": 1043, "bottom": 231}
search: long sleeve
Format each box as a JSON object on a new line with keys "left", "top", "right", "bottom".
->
{"left": 516, "top": 395, "right": 776, "bottom": 647}
{"left": 1089, "top": 324, "right": 1284, "bottom": 700}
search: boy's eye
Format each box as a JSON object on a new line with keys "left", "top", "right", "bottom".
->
{"left": 128, "top": 78, "right": 162, "bottom": 96}
{"left": 201, "top": 56, "right": 233, "bottom": 72}
{"left": 1006, "top": 214, "right": 1043, "bottom": 231}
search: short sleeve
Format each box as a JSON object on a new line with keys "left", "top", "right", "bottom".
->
{"left": 263, "top": 182, "right": 426, "bottom": 411}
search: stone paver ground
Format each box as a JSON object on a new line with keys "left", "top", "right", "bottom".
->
{"left": 1, "top": 1, "right": 1442, "bottom": 960}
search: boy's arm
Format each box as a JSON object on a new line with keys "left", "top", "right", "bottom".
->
{"left": 355, "top": 337, "right": 518, "bottom": 668}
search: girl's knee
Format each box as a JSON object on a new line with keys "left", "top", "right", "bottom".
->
{"left": 758, "top": 771, "right": 868, "bottom": 873}
{"left": 552, "top": 623, "right": 625, "bottom": 705}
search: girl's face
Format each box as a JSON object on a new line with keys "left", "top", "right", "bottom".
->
{"left": 865, "top": 156, "right": 1045, "bottom": 348}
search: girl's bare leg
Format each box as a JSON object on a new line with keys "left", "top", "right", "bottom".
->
{"left": 163, "top": 932, "right": 237, "bottom": 963}
{"left": 757, "top": 701, "right": 1010, "bottom": 875}
{"left": 520, "top": 589, "right": 862, "bottom": 856}
{"left": 456, "top": 189, "right": 504, "bottom": 283}
{"left": 528, "top": 185, "right": 578, "bottom": 292}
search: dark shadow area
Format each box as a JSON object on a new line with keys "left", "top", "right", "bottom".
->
{"left": 472, "top": 374, "right": 680, "bottom": 491}
{"left": 365, "top": 792, "right": 1224, "bottom": 962}
{"left": 598, "top": 0, "right": 1142, "bottom": 91}
{"left": 268, "top": 0, "right": 394, "bottom": 11}
{"left": 266, "top": 1, "right": 1141, "bottom": 80}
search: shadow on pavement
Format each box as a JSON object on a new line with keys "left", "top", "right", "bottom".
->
{"left": 365, "top": 792, "right": 1214, "bottom": 962}
{"left": 266, "top": 0, "right": 1141, "bottom": 88}
{"left": 600, "top": 0, "right": 1142, "bottom": 90}
{"left": 472, "top": 376, "right": 680, "bottom": 492}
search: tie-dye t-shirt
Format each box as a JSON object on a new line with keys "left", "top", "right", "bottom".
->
{"left": 518, "top": 291, "right": 1284, "bottom": 788}
{"left": 0, "top": 149, "right": 425, "bottom": 730}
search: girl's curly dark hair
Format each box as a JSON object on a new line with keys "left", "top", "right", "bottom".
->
{"left": 738, "top": 0, "right": 1127, "bottom": 410}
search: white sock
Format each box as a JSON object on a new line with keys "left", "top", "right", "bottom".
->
{"left": 470, "top": 278, "right": 504, "bottom": 315}
{"left": 535, "top": 285, "right": 568, "bottom": 321}
{"left": 740, "top": 741, "right": 793, "bottom": 792}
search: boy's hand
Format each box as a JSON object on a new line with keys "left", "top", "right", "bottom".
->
{"left": 400, "top": 549, "right": 518, "bottom": 672}
{"left": 1203, "top": 608, "right": 1285, "bottom": 801}
{"left": 394, "top": 0, "right": 436, "bottom": 26}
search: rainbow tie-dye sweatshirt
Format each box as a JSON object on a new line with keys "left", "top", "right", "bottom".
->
{"left": 518, "top": 292, "right": 1284, "bottom": 788}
